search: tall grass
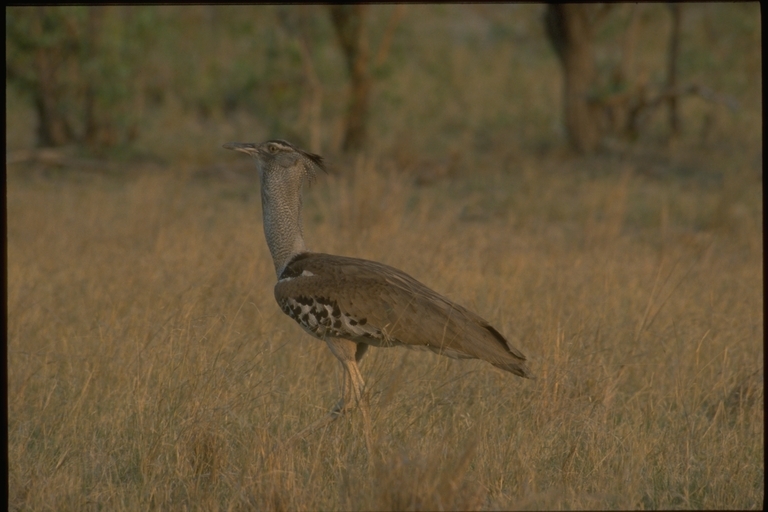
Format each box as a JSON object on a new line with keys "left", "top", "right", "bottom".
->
{"left": 8, "top": 153, "right": 762, "bottom": 509}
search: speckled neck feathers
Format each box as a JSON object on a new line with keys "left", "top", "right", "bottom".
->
{"left": 260, "top": 168, "right": 308, "bottom": 277}
{"left": 222, "top": 140, "right": 325, "bottom": 277}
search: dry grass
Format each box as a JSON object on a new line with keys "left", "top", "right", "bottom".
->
{"left": 7, "top": 149, "right": 762, "bottom": 509}
{"left": 6, "top": 4, "right": 761, "bottom": 509}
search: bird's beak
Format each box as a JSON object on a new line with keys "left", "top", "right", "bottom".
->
{"left": 222, "top": 142, "right": 259, "bottom": 156}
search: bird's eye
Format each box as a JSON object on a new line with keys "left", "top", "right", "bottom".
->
{"left": 268, "top": 144, "right": 278, "bottom": 153}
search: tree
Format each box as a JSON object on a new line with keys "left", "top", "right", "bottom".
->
{"left": 665, "top": 3, "right": 683, "bottom": 142}
{"left": 544, "top": 5, "right": 605, "bottom": 154}
{"left": 6, "top": 6, "right": 143, "bottom": 150}
{"left": 544, "top": 5, "right": 737, "bottom": 154}
{"left": 329, "top": 5, "right": 371, "bottom": 152}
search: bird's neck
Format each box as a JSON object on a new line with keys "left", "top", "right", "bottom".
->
{"left": 261, "top": 180, "right": 308, "bottom": 278}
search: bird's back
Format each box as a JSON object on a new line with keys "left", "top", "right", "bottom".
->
{"left": 274, "top": 252, "right": 533, "bottom": 378}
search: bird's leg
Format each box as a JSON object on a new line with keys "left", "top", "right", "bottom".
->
{"left": 325, "top": 339, "right": 373, "bottom": 453}
{"left": 286, "top": 339, "right": 370, "bottom": 444}
{"left": 325, "top": 338, "right": 366, "bottom": 416}
{"left": 333, "top": 342, "right": 367, "bottom": 414}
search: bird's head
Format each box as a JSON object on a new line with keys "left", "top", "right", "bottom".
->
{"left": 223, "top": 140, "right": 325, "bottom": 188}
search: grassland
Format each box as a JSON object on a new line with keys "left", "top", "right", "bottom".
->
{"left": 7, "top": 4, "right": 763, "bottom": 510}
{"left": 7, "top": 148, "right": 762, "bottom": 509}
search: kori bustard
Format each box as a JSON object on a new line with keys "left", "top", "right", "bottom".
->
{"left": 223, "top": 139, "right": 533, "bottom": 428}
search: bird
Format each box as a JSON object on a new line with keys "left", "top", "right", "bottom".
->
{"left": 223, "top": 139, "right": 533, "bottom": 431}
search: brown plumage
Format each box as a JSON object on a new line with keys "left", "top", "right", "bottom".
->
{"left": 276, "top": 252, "right": 531, "bottom": 377}
{"left": 223, "top": 139, "right": 533, "bottom": 430}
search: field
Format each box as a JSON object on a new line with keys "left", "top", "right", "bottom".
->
{"left": 7, "top": 4, "right": 763, "bottom": 510}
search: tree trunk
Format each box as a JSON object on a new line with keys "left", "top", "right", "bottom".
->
{"left": 666, "top": 4, "right": 683, "bottom": 142}
{"left": 83, "top": 6, "right": 103, "bottom": 146}
{"left": 31, "top": 7, "right": 74, "bottom": 147}
{"left": 329, "top": 5, "right": 371, "bottom": 152}
{"left": 545, "top": 5, "right": 602, "bottom": 154}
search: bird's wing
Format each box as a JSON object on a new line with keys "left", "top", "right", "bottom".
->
{"left": 274, "top": 253, "right": 533, "bottom": 378}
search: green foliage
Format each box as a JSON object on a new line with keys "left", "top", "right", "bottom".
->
{"left": 6, "top": 7, "right": 150, "bottom": 149}
{"left": 5, "top": 5, "right": 761, "bottom": 161}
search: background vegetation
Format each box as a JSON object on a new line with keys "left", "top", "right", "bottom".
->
{"left": 7, "top": 4, "right": 762, "bottom": 510}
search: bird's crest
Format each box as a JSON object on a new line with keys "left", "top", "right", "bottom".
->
{"left": 224, "top": 139, "right": 327, "bottom": 185}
